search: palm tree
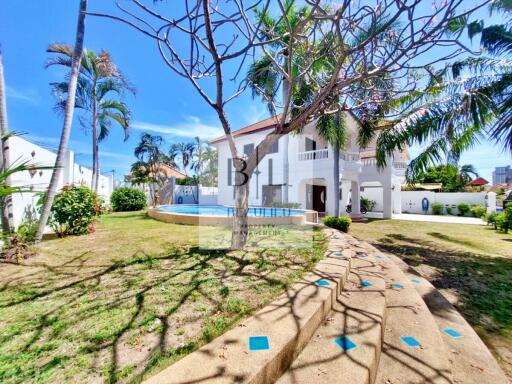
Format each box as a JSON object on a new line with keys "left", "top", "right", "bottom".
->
{"left": 0, "top": 47, "right": 13, "bottom": 233}
{"left": 199, "top": 145, "right": 218, "bottom": 187}
{"left": 35, "top": 0, "right": 87, "bottom": 243}
{"left": 169, "top": 142, "right": 194, "bottom": 177}
{"left": 374, "top": 0, "right": 512, "bottom": 179}
{"left": 132, "top": 133, "right": 171, "bottom": 205}
{"left": 458, "top": 164, "right": 479, "bottom": 184}
{"left": 316, "top": 112, "right": 346, "bottom": 217}
{"left": 191, "top": 136, "right": 205, "bottom": 174}
{"left": 47, "top": 47, "right": 134, "bottom": 192}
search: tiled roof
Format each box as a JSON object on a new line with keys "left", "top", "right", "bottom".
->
{"left": 209, "top": 114, "right": 282, "bottom": 144}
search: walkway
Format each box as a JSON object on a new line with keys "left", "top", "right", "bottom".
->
{"left": 392, "top": 213, "right": 486, "bottom": 225}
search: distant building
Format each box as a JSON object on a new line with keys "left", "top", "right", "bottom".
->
{"left": 492, "top": 166, "right": 512, "bottom": 185}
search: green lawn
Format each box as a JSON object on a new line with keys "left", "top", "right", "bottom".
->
{"left": 350, "top": 219, "right": 512, "bottom": 378}
{"left": 0, "top": 212, "right": 326, "bottom": 384}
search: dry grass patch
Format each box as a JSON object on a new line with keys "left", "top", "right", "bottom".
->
{"left": 0, "top": 212, "right": 326, "bottom": 384}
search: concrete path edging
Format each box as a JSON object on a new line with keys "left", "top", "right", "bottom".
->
{"left": 143, "top": 229, "right": 352, "bottom": 384}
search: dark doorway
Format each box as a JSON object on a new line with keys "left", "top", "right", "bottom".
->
{"left": 312, "top": 185, "right": 326, "bottom": 213}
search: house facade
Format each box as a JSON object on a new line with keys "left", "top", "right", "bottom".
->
{"left": 210, "top": 114, "right": 408, "bottom": 218}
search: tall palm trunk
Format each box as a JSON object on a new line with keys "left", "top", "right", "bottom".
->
{"left": 92, "top": 96, "right": 99, "bottom": 192}
{"left": 333, "top": 113, "right": 340, "bottom": 217}
{"left": 0, "top": 47, "right": 13, "bottom": 234}
{"left": 35, "top": 0, "right": 87, "bottom": 242}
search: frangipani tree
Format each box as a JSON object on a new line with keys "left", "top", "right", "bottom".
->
{"left": 89, "top": 0, "right": 489, "bottom": 249}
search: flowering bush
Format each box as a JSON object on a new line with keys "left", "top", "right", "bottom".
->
{"left": 50, "top": 185, "right": 102, "bottom": 237}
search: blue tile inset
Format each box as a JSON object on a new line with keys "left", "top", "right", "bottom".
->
{"left": 400, "top": 336, "right": 422, "bottom": 348}
{"left": 443, "top": 328, "right": 462, "bottom": 339}
{"left": 249, "top": 336, "right": 270, "bottom": 351}
{"left": 360, "top": 280, "right": 373, "bottom": 287}
{"left": 391, "top": 283, "right": 404, "bottom": 289}
{"left": 376, "top": 255, "right": 383, "bottom": 259}
{"left": 411, "top": 279, "right": 421, "bottom": 285}
{"left": 316, "top": 279, "right": 330, "bottom": 287}
{"left": 334, "top": 252, "right": 343, "bottom": 257}
{"left": 335, "top": 336, "right": 358, "bottom": 352}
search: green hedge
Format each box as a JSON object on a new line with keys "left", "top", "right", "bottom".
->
{"left": 110, "top": 187, "right": 147, "bottom": 212}
{"left": 432, "top": 203, "right": 443, "bottom": 215}
{"left": 323, "top": 216, "right": 352, "bottom": 232}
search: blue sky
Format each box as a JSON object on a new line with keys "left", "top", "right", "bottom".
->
{"left": 1, "top": 0, "right": 511, "bottom": 182}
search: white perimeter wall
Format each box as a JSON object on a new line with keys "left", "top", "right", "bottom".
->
{"left": 9, "top": 136, "right": 113, "bottom": 228}
{"left": 400, "top": 191, "right": 487, "bottom": 214}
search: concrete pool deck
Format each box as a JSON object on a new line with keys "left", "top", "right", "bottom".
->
{"left": 365, "top": 212, "right": 486, "bottom": 225}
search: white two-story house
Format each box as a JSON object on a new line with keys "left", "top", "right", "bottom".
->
{"left": 210, "top": 113, "right": 408, "bottom": 218}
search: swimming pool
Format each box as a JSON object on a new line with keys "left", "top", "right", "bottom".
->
{"left": 149, "top": 205, "right": 317, "bottom": 226}
{"left": 157, "top": 204, "right": 305, "bottom": 217}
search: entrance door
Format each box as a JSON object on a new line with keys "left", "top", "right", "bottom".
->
{"left": 312, "top": 185, "right": 326, "bottom": 213}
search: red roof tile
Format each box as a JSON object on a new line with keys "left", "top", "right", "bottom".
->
{"left": 209, "top": 114, "right": 282, "bottom": 144}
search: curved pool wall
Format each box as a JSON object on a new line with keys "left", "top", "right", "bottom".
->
{"left": 148, "top": 205, "right": 318, "bottom": 226}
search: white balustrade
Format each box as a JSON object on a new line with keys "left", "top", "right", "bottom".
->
{"left": 298, "top": 148, "right": 329, "bottom": 161}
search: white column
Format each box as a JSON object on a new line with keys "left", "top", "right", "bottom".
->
{"left": 393, "top": 183, "right": 402, "bottom": 214}
{"left": 383, "top": 181, "right": 393, "bottom": 218}
{"left": 486, "top": 192, "right": 497, "bottom": 213}
{"left": 351, "top": 180, "right": 361, "bottom": 215}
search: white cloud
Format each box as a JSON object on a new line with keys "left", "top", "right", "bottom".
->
{"left": 5, "top": 85, "right": 38, "bottom": 104}
{"left": 26, "top": 135, "right": 131, "bottom": 160}
{"left": 132, "top": 116, "right": 223, "bottom": 139}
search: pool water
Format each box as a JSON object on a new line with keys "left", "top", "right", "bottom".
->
{"left": 158, "top": 204, "right": 304, "bottom": 217}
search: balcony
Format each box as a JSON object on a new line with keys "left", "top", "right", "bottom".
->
{"left": 298, "top": 149, "right": 329, "bottom": 161}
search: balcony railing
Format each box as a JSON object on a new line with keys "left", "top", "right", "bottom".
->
{"left": 298, "top": 148, "right": 329, "bottom": 161}
{"left": 340, "top": 152, "right": 361, "bottom": 162}
{"left": 392, "top": 161, "right": 407, "bottom": 169}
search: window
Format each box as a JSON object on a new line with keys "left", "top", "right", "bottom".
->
{"left": 268, "top": 139, "right": 279, "bottom": 154}
{"left": 243, "top": 143, "right": 254, "bottom": 156}
{"left": 227, "top": 158, "right": 232, "bottom": 186}
{"left": 305, "top": 138, "right": 316, "bottom": 151}
{"left": 268, "top": 158, "right": 273, "bottom": 185}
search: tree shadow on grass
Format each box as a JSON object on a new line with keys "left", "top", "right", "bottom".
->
{"left": 0, "top": 232, "right": 325, "bottom": 384}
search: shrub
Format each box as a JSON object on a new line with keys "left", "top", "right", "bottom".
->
{"left": 324, "top": 216, "right": 352, "bottom": 232}
{"left": 446, "top": 206, "right": 453, "bottom": 215}
{"left": 485, "top": 212, "right": 498, "bottom": 228}
{"left": 110, "top": 187, "right": 147, "bottom": 212}
{"left": 269, "top": 202, "right": 301, "bottom": 209}
{"left": 432, "top": 203, "right": 443, "bottom": 215}
{"left": 496, "top": 207, "right": 512, "bottom": 233}
{"left": 470, "top": 205, "right": 486, "bottom": 218}
{"left": 361, "top": 197, "right": 376, "bottom": 212}
{"left": 50, "top": 185, "right": 102, "bottom": 236}
{"left": 457, "top": 202, "right": 471, "bottom": 216}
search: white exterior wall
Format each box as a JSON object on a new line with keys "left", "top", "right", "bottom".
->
{"left": 213, "top": 114, "right": 404, "bottom": 217}
{"left": 8, "top": 136, "right": 113, "bottom": 228}
{"left": 401, "top": 191, "right": 487, "bottom": 214}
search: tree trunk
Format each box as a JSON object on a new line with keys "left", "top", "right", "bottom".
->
{"left": 333, "top": 113, "right": 341, "bottom": 217}
{"left": 231, "top": 182, "right": 249, "bottom": 250}
{"left": 333, "top": 144, "right": 340, "bottom": 217}
{"left": 35, "top": 0, "right": 87, "bottom": 243}
{"left": 91, "top": 91, "right": 99, "bottom": 192}
{"left": 0, "top": 47, "right": 13, "bottom": 234}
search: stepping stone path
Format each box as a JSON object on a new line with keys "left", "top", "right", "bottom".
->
{"left": 143, "top": 228, "right": 509, "bottom": 384}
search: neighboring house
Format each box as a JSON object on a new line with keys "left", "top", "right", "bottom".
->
{"left": 492, "top": 165, "right": 512, "bottom": 185}
{"left": 9, "top": 135, "right": 114, "bottom": 228}
{"left": 210, "top": 114, "right": 407, "bottom": 218}
{"left": 467, "top": 177, "right": 489, "bottom": 189}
